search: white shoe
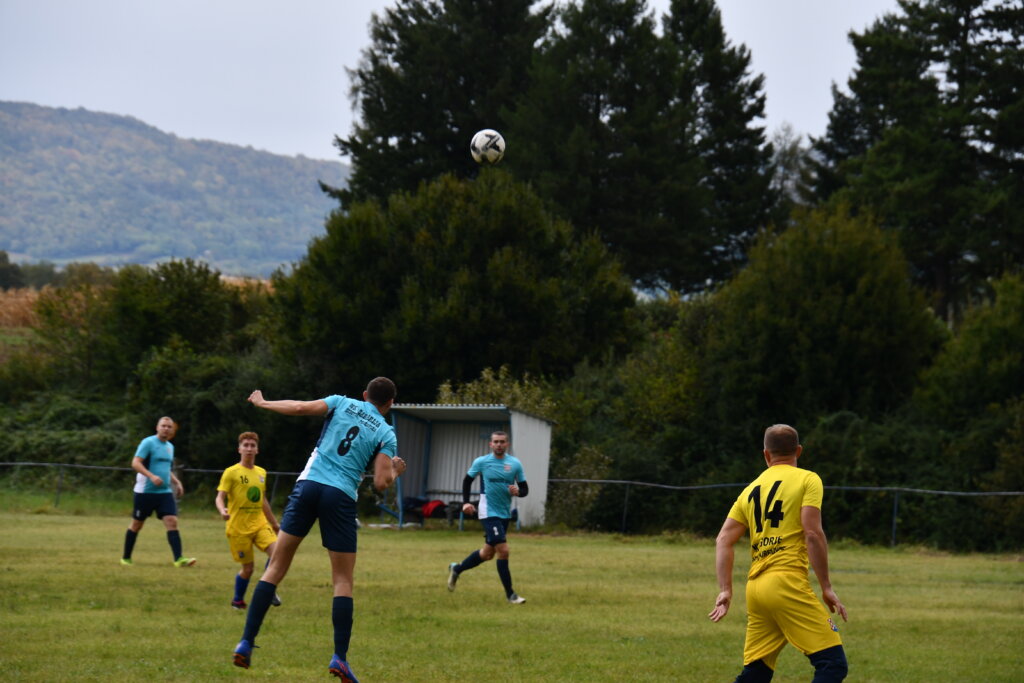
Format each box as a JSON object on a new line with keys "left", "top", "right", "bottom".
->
{"left": 447, "top": 562, "right": 460, "bottom": 592}
{"left": 507, "top": 592, "right": 526, "bottom": 604}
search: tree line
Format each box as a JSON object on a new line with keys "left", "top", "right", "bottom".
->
{"left": 1, "top": 0, "right": 1021, "bottom": 550}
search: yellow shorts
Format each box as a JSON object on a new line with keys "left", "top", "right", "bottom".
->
{"left": 743, "top": 569, "right": 843, "bottom": 668}
{"left": 226, "top": 525, "right": 278, "bottom": 565}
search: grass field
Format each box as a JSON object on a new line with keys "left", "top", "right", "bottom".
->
{"left": 0, "top": 491, "right": 1021, "bottom": 682}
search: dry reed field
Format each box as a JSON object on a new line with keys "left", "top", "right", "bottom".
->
{"left": 0, "top": 287, "right": 38, "bottom": 327}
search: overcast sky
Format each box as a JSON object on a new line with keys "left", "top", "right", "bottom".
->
{"left": 0, "top": 0, "right": 899, "bottom": 162}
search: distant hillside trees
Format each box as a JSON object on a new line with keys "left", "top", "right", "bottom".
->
{"left": 0, "top": 101, "right": 348, "bottom": 276}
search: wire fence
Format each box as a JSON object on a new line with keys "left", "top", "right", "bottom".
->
{"left": 0, "top": 461, "right": 298, "bottom": 506}
{"left": 549, "top": 477, "right": 1024, "bottom": 546}
{"left": 2, "top": 463, "right": 1022, "bottom": 546}
{"left": 0, "top": 461, "right": 404, "bottom": 523}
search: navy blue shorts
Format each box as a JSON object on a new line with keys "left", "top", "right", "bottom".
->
{"left": 482, "top": 517, "right": 510, "bottom": 546}
{"left": 280, "top": 480, "right": 358, "bottom": 553}
{"left": 131, "top": 492, "right": 178, "bottom": 521}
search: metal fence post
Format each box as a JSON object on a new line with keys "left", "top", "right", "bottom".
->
{"left": 270, "top": 476, "right": 279, "bottom": 507}
{"left": 891, "top": 490, "right": 900, "bottom": 547}
{"left": 54, "top": 464, "right": 64, "bottom": 508}
{"left": 397, "top": 473, "right": 404, "bottom": 528}
{"left": 621, "top": 483, "right": 630, "bottom": 533}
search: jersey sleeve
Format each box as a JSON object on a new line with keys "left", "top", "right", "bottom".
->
{"left": 726, "top": 489, "right": 749, "bottom": 526}
{"left": 217, "top": 467, "right": 233, "bottom": 493}
{"left": 467, "top": 456, "right": 483, "bottom": 477}
{"left": 323, "top": 394, "right": 344, "bottom": 411}
{"left": 801, "top": 471, "right": 824, "bottom": 509}
{"left": 515, "top": 461, "right": 526, "bottom": 483}
{"left": 133, "top": 438, "right": 150, "bottom": 463}
{"left": 378, "top": 429, "right": 397, "bottom": 458}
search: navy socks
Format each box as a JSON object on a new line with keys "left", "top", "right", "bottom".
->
{"left": 234, "top": 574, "right": 250, "bottom": 602}
{"left": 242, "top": 580, "right": 277, "bottom": 644}
{"left": 332, "top": 596, "right": 354, "bottom": 660}
{"left": 496, "top": 559, "right": 514, "bottom": 597}
{"left": 458, "top": 550, "right": 484, "bottom": 572}
{"left": 166, "top": 529, "right": 183, "bottom": 559}
{"left": 123, "top": 529, "right": 137, "bottom": 559}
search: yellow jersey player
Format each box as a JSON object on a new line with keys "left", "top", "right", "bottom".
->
{"left": 215, "top": 432, "right": 282, "bottom": 610}
{"left": 709, "top": 424, "right": 849, "bottom": 682}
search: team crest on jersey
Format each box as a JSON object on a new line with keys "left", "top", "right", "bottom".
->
{"left": 259, "top": 476, "right": 265, "bottom": 483}
{"left": 827, "top": 617, "right": 839, "bottom": 632}
{"left": 504, "top": 464, "right": 512, "bottom": 472}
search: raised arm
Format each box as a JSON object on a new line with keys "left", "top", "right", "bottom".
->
{"left": 247, "top": 390, "right": 328, "bottom": 416}
{"left": 801, "top": 505, "right": 848, "bottom": 622}
{"left": 709, "top": 517, "right": 747, "bottom": 622}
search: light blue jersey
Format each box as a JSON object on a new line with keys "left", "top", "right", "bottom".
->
{"left": 297, "top": 395, "right": 397, "bottom": 501}
{"left": 133, "top": 435, "right": 174, "bottom": 493}
{"left": 468, "top": 453, "right": 525, "bottom": 520}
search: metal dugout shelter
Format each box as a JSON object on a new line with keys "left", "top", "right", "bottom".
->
{"left": 389, "top": 404, "right": 553, "bottom": 527}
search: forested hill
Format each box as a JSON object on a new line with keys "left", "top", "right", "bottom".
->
{"left": 0, "top": 101, "right": 348, "bottom": 276}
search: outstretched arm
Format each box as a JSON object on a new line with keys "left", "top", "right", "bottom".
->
{"left": 709, "top": 517, "right": 746, "bottom": 622}
{"left": 802, "top": 505, "right": 848, "bottom": 622}
{"left": 247, "top": 390, "right": 328, "bottom": 416}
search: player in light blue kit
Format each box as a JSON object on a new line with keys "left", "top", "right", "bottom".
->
{"left": 232, "top": 378, "right": 406, "bottom": 683}
{"left": 120, "top": 416, "right": 196, "bottom": 567}
{"left": 446, "top": 430, "right": 529, "bottom": 604}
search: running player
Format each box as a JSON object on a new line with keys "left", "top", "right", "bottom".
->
{"left": 215, "top": 431, "right": 282, "bottom": 610}
{"left": 120, "top": 416, "right": 196, "bottom": 567}
{"left": 446, "top": 430, "right": 529, "bottom": 604}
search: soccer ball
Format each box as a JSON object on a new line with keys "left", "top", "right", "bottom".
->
{"left": 470, "top": 129, "right": 505, "bottom": 164}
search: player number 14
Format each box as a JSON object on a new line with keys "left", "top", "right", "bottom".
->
{"left": 747, "top": 480, "right": 785, "bottom": 533}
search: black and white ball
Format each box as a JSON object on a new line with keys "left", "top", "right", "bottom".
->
{"left": 470, "top": 129, "right": 506, "bottom": 164}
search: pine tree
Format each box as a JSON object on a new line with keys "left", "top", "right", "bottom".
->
{"left": 507, "top": 0, "right": 775, "bottom": 292}
{"left": 811, "top": 0, "right": 1024, "bottom": 321}
{"left": 663, "top": 0, "right": 775, "bottom": 288}
{"left": 332, "top": 0, "right": 549, "bottom": 207}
